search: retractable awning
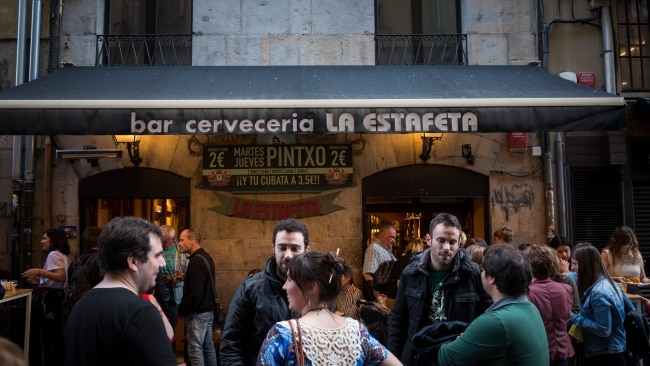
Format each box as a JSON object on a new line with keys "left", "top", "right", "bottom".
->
{"left": 0, "top": 65, "right": 626, "bottom": 135}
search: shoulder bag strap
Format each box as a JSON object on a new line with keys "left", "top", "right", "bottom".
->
{"left": 288, "top": 319, "right": 305, "bottom": 366}
{"left": 197, "top": 254, "right": 216, "bottom": 300}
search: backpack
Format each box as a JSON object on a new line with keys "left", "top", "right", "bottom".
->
{"left": 624, "top": 309, "right": 650, "bottom": 365}
{"left": 372, "top": 260, "right": 396, "bottom": 291}
{"left": 65, "top": 252, "right": 100, "bottom": 308}
{"left": 357, "top": 299, "right": 391, "bottom": 346}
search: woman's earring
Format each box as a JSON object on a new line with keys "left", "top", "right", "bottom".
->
{"left": 308, "top": 297, "right": 312, "bottom": 306}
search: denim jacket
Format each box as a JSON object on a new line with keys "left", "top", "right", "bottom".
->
{"left": 570, "top": 275, "right": 635, "bottom": 358}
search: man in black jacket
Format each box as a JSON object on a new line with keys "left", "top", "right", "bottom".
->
{"left": 178, "top": 228, "right": 217, "bottom": 366}
{"left": 388, "top": 213, "right": 492, "bottom": 366}
{"left": 220, "top": 219, "right": 309, "bottom": 366}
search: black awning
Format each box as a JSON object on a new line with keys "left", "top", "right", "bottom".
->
{"left": 0, "top": 65, "right": 626, "bottom": 135}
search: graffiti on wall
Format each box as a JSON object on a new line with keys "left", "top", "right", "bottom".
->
{"left": 491, "top": 183, "right": 534, "bottom": 221}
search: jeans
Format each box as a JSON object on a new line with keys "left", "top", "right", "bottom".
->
{"left": 185, "top": 311, "right": 217, "bottom": 366}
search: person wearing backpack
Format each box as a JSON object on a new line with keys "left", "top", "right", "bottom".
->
{"left": 362, "top": 224, "right": 397, "bottom": 303}
{"left": 66, "top": 226, "right": 103, "bottom": 308}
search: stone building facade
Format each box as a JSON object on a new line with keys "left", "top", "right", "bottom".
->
{"left": 0, "top": 0, "right": 645, "bottom": 315}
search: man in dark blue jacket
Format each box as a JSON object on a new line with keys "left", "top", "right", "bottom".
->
{"left": 388, "top": 213, "right": 492, "bottom": 366}
{"left": 219, "top": 219, "right": 309, "bottom": 366}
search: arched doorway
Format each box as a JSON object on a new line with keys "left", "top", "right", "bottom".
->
{"left": 362, "top": 164, "right": 489, "bottom": 254}
{"left": 78, "top": 168, "right": 191, "bottom": 232}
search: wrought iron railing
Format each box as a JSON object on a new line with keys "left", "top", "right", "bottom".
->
{"left": 96, "top": 34, "right": 192, "bottom": 66}
{"left": 375, "top": 34, "right": 468, "bottom": 65}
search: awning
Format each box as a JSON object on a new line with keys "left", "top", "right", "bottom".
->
{"left": 0, "top": 65, "right": 626, "bottom": 135}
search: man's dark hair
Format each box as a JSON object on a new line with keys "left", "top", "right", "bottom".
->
{"left": 483, "top": 244, "right": 531, "bottom": 297}
{"left": 99, "top": 216, "right": 162, "bottom": 273}
{"left": 272, "top": 219, "right": 309, "bottom": 247}
{"left": 428, "top": 213, "right": 462, "bottom": 237}
{"left": 548, "top": 235, "right": 573, "bottom": 249}
{"left": 44, "top": 228, "right": 71, "bottom": 255}
{"left": 81, "top": 226, "right": 102, "bottom": 251}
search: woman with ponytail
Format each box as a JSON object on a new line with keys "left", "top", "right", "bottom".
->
{"left": 257, "top": 251, "right": 402, "bottom": 365}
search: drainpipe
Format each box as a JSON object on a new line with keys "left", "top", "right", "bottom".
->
{"left": 11, "top": 0, "right": 28, "bottom": 281}
{"left": 543, "top": 134, "right": 556, "bottom": 233}
{"left": 21, "top": 0, "right": 43, "bottom": 274}
{"left": 555, "top": 133, "right": 566, "bottom": 236}
{"left": 601, "top": 6, "right": 615, "bottom": 94}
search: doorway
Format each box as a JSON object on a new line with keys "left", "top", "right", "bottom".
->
{"left": 78, "top": 167, "right": 190, "bottom": 232}
{"left": 362, "top": 164, "right": 489, "bottom": 255}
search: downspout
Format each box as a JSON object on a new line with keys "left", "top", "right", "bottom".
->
{"left": 555, "top": 133, "right": 566, "bottom": 236}
{"left": 539, "top": 0, "right": 556, "bottom": 235}
{"left": 601, "top": 6, "right": 615, "bottom": 94}
{"left": 539, "top": 0, "right": 600, "bottom": 237}
{"left": 11, "top": 0, "right": 28, "bottom": 281}
{"left": 22, "top": 0, "right": 43, "bottom": 273}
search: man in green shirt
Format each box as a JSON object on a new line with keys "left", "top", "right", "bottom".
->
{"left": 437, "top": 244, "right": 549, "bottom": 365}
{"left": 159, "top": 224, "right": 188, "bottom": 351}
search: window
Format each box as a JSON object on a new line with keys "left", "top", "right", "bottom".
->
{"left": 375, "top": 0, "right": 466, "bottom": 65}
{"left": 376, "top": 0, "right": 461, "bottom": 35}
{"left": 98, "top": 0, "right": 192, "bottom": 66}
{"left": 618, "top": 0, "right": 650, "bottom": 92}
{"left": 106, "top": 0, "right": 191, "bottom": 35}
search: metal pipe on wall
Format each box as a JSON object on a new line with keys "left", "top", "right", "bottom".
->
{"left": 11, "top": 0, "right": 28, "bottom": 281}
{"left": 601, "top": 6, "right": 616, "bottom": 94}
{"left": 29, "top": 0, "right": 42, "bottom": 81}
{"left": 555, "top": 132, "right": 566, "bottom": 236}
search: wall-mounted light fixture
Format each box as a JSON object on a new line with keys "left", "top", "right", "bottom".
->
{"left": 462, "top": 144, "right": 475, "bottom": 165}
{"left": 56, "top": 145, "right": 123, "bottom": 167}
{"left": 419, "top": 133, "right": 443, "bottom": 162}
{"left": 114, "top": 135, "right": 142, "bottom": 167}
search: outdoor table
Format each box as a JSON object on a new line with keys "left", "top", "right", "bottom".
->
{"left": 1, "top": 288, "right": 33, "bottom": 364}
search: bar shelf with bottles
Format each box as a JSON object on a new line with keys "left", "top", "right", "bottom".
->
{"left": 403, "top": 212, "right": 421, "bottom": 244}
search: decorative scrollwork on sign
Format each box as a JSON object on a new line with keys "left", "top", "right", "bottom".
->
{"left": 187, "top": 136, "right": 204, "bottom": 157}
{"left": 345, "top": 134, "right": 366, "bottom": 156}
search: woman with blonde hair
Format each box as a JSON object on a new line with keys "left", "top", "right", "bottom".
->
{"left": 601, "top": 226, "right": 649, "bottom": 283}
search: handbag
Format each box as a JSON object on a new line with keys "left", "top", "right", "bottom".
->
{"left": 287, "top": 319, "right": 305, "bottom": 366}
{"left": 197, "top": 255, "right": 225, "bottom": 326}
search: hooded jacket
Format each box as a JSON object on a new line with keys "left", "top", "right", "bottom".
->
{"left": 219, "top": 257, "right": 301, "bottom": 366}
{"left": 388, "top": 248, "right": 492, "bottom": 365}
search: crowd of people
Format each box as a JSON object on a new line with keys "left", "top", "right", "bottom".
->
{"left": 7, "top": 214, "right": 650, "bottom": 365}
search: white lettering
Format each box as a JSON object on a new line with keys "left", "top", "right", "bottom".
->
{"left": 131, "top": 112, "right": 173, "bottom": 133}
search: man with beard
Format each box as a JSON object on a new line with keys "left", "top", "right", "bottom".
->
{"left": 220, "top": 218, "right": 309, "bottom": 366}
{"left": 64, "top": 217, "right": 180, "bottom": 366}
{"left": 388, "top": 213, "right": 492, "bottom": 366}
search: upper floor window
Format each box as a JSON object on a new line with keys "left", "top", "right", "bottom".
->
{"left": 375, "top": 0, "right": 466, "bottom": 65}
{"left": 618, "top": 0, "right": 649, "bottom": 92}
{"left": 376, "top": 0, "right": 461, "bottom": 35}
{"left": 98, "top": 0, "right": 192, "bottom": 66}
{"left": 106, "top": 0, "right": 191, "bottom": 35}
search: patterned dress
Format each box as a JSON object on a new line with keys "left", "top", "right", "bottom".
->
{"left": 257, "top": 317, "right": 389, "bottom": 366}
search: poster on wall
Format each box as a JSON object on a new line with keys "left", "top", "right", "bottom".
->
{"left": 59, "top": 226, "right": 77, "bottom": 239}
{"left": 201, "top": 144, "right": 354, "bottom": 192}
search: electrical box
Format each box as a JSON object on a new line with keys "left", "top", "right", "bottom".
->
{"left": 577, "top": 72, "right": 596, "bottom": 88}
{"left": 589, "top": 0, "right": 610, "bottom": 9}
{"left": 509, "top": 132, "right": 528, "bottom": 153}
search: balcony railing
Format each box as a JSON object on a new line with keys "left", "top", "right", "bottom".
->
{"left": 96, "top": 34, "right": 192, "bottom": 66}
{"left": 375, "top": 34, "right": 468, "bottom": 65}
